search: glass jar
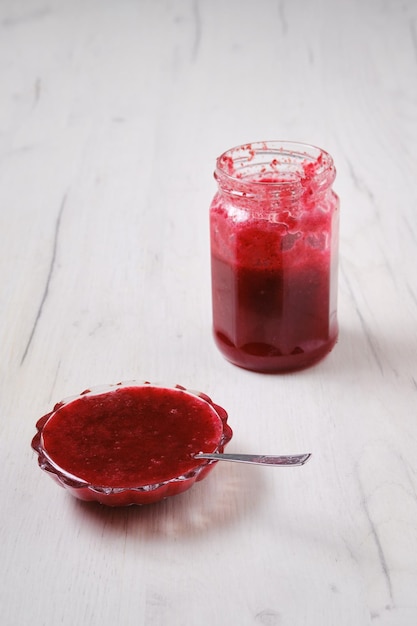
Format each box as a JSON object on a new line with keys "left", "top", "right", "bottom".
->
{"left": 209, "top": 141, "right": 339, "bottom": 373}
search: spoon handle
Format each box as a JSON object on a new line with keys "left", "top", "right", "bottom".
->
{"left": 194, "top": 452, "right": 311, "bottom": 466}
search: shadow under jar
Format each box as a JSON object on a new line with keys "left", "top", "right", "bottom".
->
{"left": 209, "top": 141, "right": 340, "bottom": 373}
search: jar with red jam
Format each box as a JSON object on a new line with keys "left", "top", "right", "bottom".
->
{"left": 209, "top": 141, "right": 339, "bottom": 373}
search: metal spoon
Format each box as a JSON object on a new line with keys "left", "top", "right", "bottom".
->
{"left": 194, "top": 452, "right": 311, "bottom": 467}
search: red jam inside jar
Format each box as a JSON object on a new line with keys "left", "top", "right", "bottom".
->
{"left": 210, "top": 141, "right": 339, "bottom": 373}
{"left": 32, "top": 382, "right": 232, "bottom": 505}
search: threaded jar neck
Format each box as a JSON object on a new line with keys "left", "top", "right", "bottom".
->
{"left": 214, "top": 141, "right": 336, "bottom": 208}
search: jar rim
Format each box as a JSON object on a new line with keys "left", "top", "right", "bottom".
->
{"left": 215, "top": 141, "right": 336, "bottom": 194}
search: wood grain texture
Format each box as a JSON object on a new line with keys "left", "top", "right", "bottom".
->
{"left": 1, "top": 1, "right": 417, "bottom": 624}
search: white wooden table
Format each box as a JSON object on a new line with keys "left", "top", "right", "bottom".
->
{"left": 2, "top": 1, "right": 417, "bottom": 624}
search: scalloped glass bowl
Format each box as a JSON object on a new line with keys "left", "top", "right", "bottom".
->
{"left": 31, "top": 381, "right": 233, "bottom": 506}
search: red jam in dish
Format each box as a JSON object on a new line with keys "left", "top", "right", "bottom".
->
{"left": 32, "top": 383, "right": 232, "bottom": 504}
{"left": 210, "top": 141, "right": 339, "bottom": 373}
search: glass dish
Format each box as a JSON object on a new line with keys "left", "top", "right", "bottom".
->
{"left": 31, "top": 381, "right": 232, "bottom": 506}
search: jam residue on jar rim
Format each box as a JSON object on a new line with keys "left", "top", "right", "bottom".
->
{"left": 215, "top": 140, "right": 336, "bottom": 205}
